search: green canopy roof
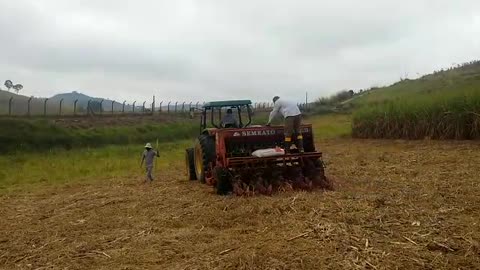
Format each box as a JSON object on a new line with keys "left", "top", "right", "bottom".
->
{"left": 203, "top": 100, "right": 252, "bottom": 108}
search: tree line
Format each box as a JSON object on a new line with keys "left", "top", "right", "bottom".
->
{"left": 2, "top": 80, "right": 24, "bottom": 94}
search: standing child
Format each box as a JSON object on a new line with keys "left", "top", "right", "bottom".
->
{"left": 140, "top": 143, "right": 159, "bottom": 183}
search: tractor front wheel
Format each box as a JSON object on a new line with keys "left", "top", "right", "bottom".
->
{"left": 185, "top": 148, "right": 197, "bottom": 181}
{"left": 194, "top": 134, "right": 215, "bottom": 183}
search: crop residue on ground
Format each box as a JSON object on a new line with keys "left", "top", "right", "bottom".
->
{"left": 1, "top": 139, "right": 479, "bottom": 269}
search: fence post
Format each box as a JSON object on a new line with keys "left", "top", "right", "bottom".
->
{"left": 167, "top": 101, "right": 171, "bottom": 113}
{"left": 74, "top": 99, "right": 78, "bottom": 115}
{"left": 189, "top": 102, "right": 192, "bottom": 111}
{"left": 111, "top": 100, "right": 115, "bottom": 114}
{"left": 87, "top": 100, "right": 91, "bottom": 115}
{"left": 122, "top": 101, "right": 126, "bottom": 113}
{"left": 196, "top": 102, "right": 199, "bottom": 109}
{"left": 59, "top": 98, "right": 64, "bottom": 116}
{"left": 142, "top": 101, "right": 146, "bottom": 113}
{"left": 44, "top": 98, "right": 49, "bottom": 116}
{"left": 100, "top": 99, "right": 104, "bottom": 115}
{"left": 27, "top": 96, "right": 33, "bottom": 116}
{"left": 175, "top": 102, "right": 178, "bottom": 113}
{"left": 152, "top": 95, "right": 155, "bottom": 115}
{"left": 132, "top": 101, "right": 136, "bottom": 113}
{"left": 182, "top": 102, "right": 185, "bottom": 112}
{"left": 8, "top": 97, "right": 13, "bottom": 116}
{"left": 159, "top": 101, "right": 163, "bottom": 112}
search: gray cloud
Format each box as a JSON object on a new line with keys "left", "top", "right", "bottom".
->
{"left": 1, "top": 0, "right": 479, "bottom": 103}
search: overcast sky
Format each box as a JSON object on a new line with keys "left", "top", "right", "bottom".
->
{"left": 1, "top": 0, "right": 479, "bottom": 103}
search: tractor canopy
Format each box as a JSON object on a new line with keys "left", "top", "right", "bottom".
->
{"left": 203, "top": 100, "right": 252, "bottom": 108}
{"left": 199, "top": 99, "right": 254, "bottom": 132}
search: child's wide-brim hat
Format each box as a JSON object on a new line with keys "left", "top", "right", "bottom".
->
{"left": 145, "top": 143, "right": 152, "bottom": 148}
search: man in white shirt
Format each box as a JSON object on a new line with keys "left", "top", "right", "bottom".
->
{"left": 266, "top": 96, "right": 304, "bottom": 153}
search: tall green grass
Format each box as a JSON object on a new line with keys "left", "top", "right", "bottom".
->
{"left": 0, "top": 112, "right": 273, "bottom": 153}
{"left": 352, "top": 90, "right": 480, "bottom": 139}
{"left": 0, "top": 118, "right": 199, "bottom": 153}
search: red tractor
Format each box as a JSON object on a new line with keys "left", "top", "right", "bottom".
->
{"left": 185, "top": 100, "right": 329, "bottom": 195}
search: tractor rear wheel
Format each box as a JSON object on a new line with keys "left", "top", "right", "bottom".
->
{"left": 185, "top": 148, "right": 197, "bottom": 181}
{"left": 194, "top": 134, "right": 215, "bottom": 183}
{"left": 215, "top": 167, "right": 232, "bottom": 195}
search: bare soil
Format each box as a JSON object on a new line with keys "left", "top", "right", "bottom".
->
{"left": 1, "top": 139, "right": 480, "bottom": 269}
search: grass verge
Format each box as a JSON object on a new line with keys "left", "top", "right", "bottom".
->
{"left": 0, "top": 141, "right": 192, "bottom": 192}
{"left": 307, "top": 113, "right": 352, "bottom": 139}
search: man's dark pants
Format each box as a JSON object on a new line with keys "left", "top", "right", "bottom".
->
{"left": 284, "top": 114, "right": 304, "bottom": 153}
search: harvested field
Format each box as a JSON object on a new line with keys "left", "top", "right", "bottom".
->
{"left": 1, "top": 139, "right": 480, "bottom": 269}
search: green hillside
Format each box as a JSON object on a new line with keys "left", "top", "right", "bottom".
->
{"left": 351, "top": 60, "right": 480, "bottom": 106}
{"left": 351, "top": 60, "right": 480, "bottom": 140}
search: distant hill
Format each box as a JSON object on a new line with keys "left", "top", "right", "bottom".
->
{"left": 49, "top": 91, "right": 133, "bottom": 112}
{"left": 50, "top": 91, "right": 96, "bottom": 104}
{"left": 0, "top": 90, "right": 144, "bottom": 115}
{"left": 0, "top": 89, "right": 193, "bottom": 116}
{"left": 0, "top": 90, "right": 50, "bottom": 115}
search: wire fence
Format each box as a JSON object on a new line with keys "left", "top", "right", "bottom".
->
{"left": 0, "top": 96, "right": 309, "bottom": 117}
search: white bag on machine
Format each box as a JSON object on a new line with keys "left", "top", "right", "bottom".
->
{"left": 251, "top": 147, "right": 285, "bottom": 157}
